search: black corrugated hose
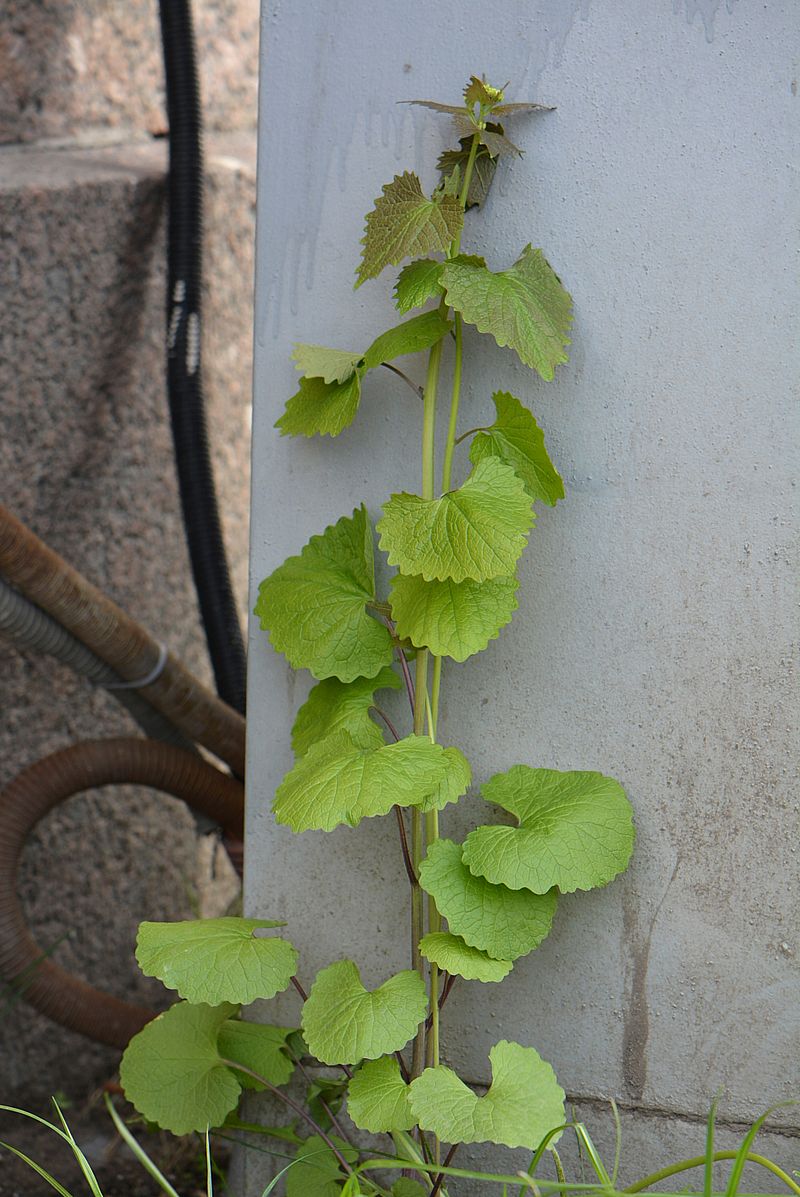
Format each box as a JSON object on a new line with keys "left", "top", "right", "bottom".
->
{"left": 158, "top": 0, "right": 247, "bottom": 716}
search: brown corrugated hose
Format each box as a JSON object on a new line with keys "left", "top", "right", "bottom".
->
{"left": 0, "top": 504, "right": 246, "bottom": 776}
{"left": 0, "top": 738, "right": 244, "bottom": 1048}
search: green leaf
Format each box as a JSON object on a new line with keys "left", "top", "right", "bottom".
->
{"left": 254, "top": 505, "right": 394, "bottom": 682}
{"left": 302, "top": 961, "right": 428, "bottom": 1065}
{"left": 480, "top": 128, "right": 521, "bottom": 157}
{"left": 286, "top": 1135, "right": 357, "bottom": 1197}
{"left": 418, "top": 839, "right": 556, "bottom": 961}
{"left": 408, "top": 1040, "right": 565, "bottom": 1149}
{"left": 217, "top": 1020, "right": 296, "bottom": 1089}
{"left": 362, "top": 310, "right": 450, "bottom": 370}
{"left": 419, "top": 932, "right": 512, "bottom": 983}
{"left": 357, "top": 172, "right": 463, "bottom": 287}
{"left": 464, "top": 76, "right": 504, "bottom": 109}
{"left": 291, "top": 344, "right": 362, "bottom": 384}
{"left": 463, "top": 766, "right": 635, "bottom": 894}
{"left": 136, "top": 918, "right": 298, "bottom": 1006}
{"left": 378, "top": 458, "right": 534, "bottom": 583}
{"left": 275, "top": 373, "right": 362, "bottom": 439}
{"left": 273, "top": 731, "right": 458, "bottom": 832}
{"left": 413, "top": 745, "right": 471, "bottom": 813}
{"left": 389, "top": 572, "right": 518, "bottom": 661}
{"left": 347, "top": 1056, "right": 415, "bottom": 1133}
{"left": 441, "top": 246, "right": 573, "bottom": 380}
{"left": 394, "top": 259, "right": 445, "bottom": 314}
{"left": 438, "top": 139, "right": 498, "bottom": 209}
{"left": 120, "top": 1002, "right": 240, "bottom": 1135}
{"left": 470, "top": 392, "right": 564, "bottom": 506}
{"left": 291, "top": 667, "right": 401, "bottom": 759}
{"left": 392, "top": 1183, "right": 427, "bottom": 1197}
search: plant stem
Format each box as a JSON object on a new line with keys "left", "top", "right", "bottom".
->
{"left": 382, "top": 361, "right": 424, "bottom": 398}
{"left": 394, "top": 805, "right": 418, "bottom": 886}
{"left": 431, "top": 1144, "right": 460, "bottom": 1197}
{"left": 219, "top": 1059, "right": 354, "bottom": 1176}
{"left": 411, "top": 334, "right": 443, "bottom": 1078}
{"left": 441, "top": 315, "right": 463, "bottom": 494}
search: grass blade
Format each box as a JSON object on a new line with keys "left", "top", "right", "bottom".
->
{"left": 610, "top": 1099, "right": 622, "bottom": 1187}
{"left": 51, "top": 1099, "right": 103, "bottom": 1197}
{"left": 0, "top": 1138, "right": 77, "bottom": 1197}
{"left": 103, "top": 1094, "right": 181, "bottom": 1197}
{"left": 725, "top": 1103, "right": 798, "bottom": 1197}
{"left": 205, "top": 1130, "right": 214, "bottom": 1197}
{"left": 704, "top": 1093, "right": 721, "bottom": 1197}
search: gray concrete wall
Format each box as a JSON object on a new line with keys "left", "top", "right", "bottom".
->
{"left": 0, "top": 1, "right": 257, "bottom": 1107}
{"left": 246, "top": 0, "right": 798, "bottom": 1189}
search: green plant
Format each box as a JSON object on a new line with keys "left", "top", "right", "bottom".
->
{"left": 113, "top": 73, "right": 696, "bottom": 1193}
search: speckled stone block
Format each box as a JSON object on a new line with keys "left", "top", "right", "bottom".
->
{"left": 0, "top": 133, "right": 254, "bottom": 1103}
{"left": 0, "top": 0, "right": 259, "bottom": 144}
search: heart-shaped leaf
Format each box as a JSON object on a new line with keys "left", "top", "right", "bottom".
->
{"left": 291, "top": 667, "right": 401, "bottom": 759}
{"left": 413, "top": 745, "right": 471, "bottom": 813}
{"left": 441, "top": 247, "right": 572, "bottom": 380}
{"left": 420, "top": 932, "right": 512, "bottom": 983}
{"left": 254, "top": 506, "right": 393, "bottom": 682}
{"left": 408, "top": 1040, "right": 565, "bottom": 1148}
{"left": 286, "top": 1135, "right": 357, "bottom": 1197}
{"left": 120, "top": 1002, "right": 240, "bottom": 1134}
{"left": 361, "top": 310, "right": 450, "bottom": 370}
{"left": 136, "top": 918, "right": 298, "bottom": 1006}
{"left": 378, "top": 459, "right": 534, "bottom": 583}
{"left": 291, "top": 344, "right": 362, "bottom": 384}
{"left": 357, "top": 172, "right": 463, "bottom": 287}
{"left": 347, "top": 1056, "right": 414, "bottom": 1132}
{"left": 302, "top": 961, "right": 428, "bottom": 1065}
{"left": 418, "top": 839, "right": 556, "bottom": 961}
{"left": 217, "top": 1020, "right": 296, "bottom": 1089}
{"left": 463, "top": 766, "right": 635, "bottom": 894}
{"left": 273, "top": 731, "right": 464, "bottom": 832}
{"left": 276, "top": 373, "right": 363, "bottom": 439}
{"left": 470, "top": 391, "right": 564, "bottom": 506}
{"left": 389, "top": 572, "right": 518, "bottom": 661}
{"left": 394, "top": 259, "right": 445, "bottom": 314}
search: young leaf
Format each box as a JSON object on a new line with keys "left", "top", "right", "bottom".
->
{"left": 136, "top": 918, "right": 298, "bottom": 1006}
{"left": 389, "top": 572, "right": 519, "bottom": 661}
{"left": 464, "top": 75, "right": 505, "bottom": 109}
{"left": 408, "top": 1040, "right": 565, "bottom": 1149}
{"left": 120, "top": 1002, "right": 241, "bottom": 1135}
{"left": 217, "top": 1020, "right": 296, "bottom": 1089}
{"left": 302, "top": 960, "right": 428, "bottom": 1064}
{"left": 347, "top": 1056, "right": 415, "bottom": 1133}
{"left": 362, "top": 310, "right": 450, "bottom": 370}
{"left": 463, "top": 766, "right": 635, "bottom": 894}
{"left": 441, "top": 246, "right": 573, "bottom": 380}
{"left": 394, "top": 259, "right": 445, "bottom": 314}
{"left": 276, "top": 373, "right": 362, "bottom": 439}
{"left": 285, "top": 1135, "right": 357, "bottom": 1197}
{"left": 418, "top": 839, "right": 556, "bottom": 961}
{"left": 470, "top": 391, "right": 564, "bottom": 506}
{"left": 291, "top": 344, "right": 362, "bottom": 384}
{"left": 378, "top": 458, "right": 534, "bottom": 583}
{"left": 254, "top": 505, "right": 393, "bottom": 682}
{"left": 356, "top": 172, "right": 463, "bottom": 287}
{"left": 291, "top": 667, "right": 401, "bottom": 759}
{"left": 438, "top": 139, "right": 498, "bottom": 209}
{"left": 273, "top": 731, "right": 458, "bottom": 832}
{"left": 420, "top": 932, "right": 512, "bottom": 983}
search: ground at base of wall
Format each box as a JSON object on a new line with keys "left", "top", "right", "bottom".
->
{"left": 0, "top": 1100, "right": 230, "bottom": 1197}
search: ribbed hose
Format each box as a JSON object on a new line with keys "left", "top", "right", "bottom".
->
{"left": 0, "top": 504, "right": 245, "bottom": 776}
{"left": 0, "top": 577, "right": 194, "bottom": 753}
{"left": 158, "top": 0, "right": 247, "bottom": 716}
{"left": 0, "top": 739, "right": 244, "bottom": 1048}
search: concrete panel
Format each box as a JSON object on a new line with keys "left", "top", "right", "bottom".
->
{"left": 246, "top": 0, "right": 798, "bottom": 1186}
{"left": 0, "top": 134, "right": 254, "bottom": 1104}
